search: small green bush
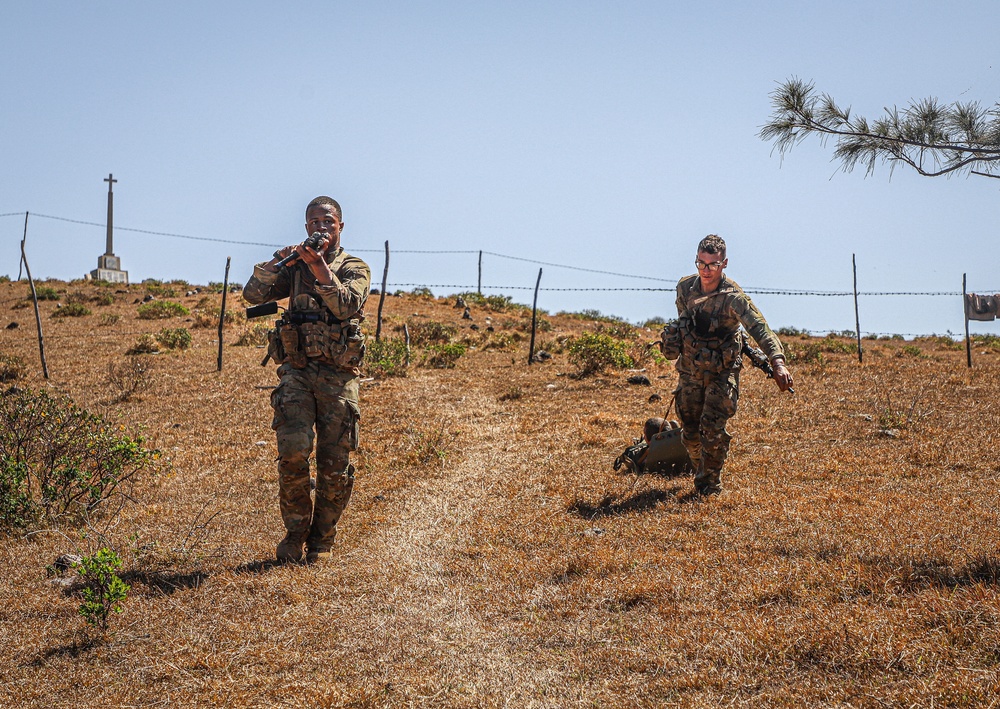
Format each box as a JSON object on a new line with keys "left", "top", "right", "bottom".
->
{"left": 142, "top": 280, "right": 177, "bottom": 298}
{"left": 193, "top": 307, "right": 244, "bottom": 328}
{"left": 0, "top": 388, "right": 158, "bottom": 530}
{"left": 137, "top": 300, "right": 189, "bottom": 320}
{"left": 568, "top": 332, "right": 634, "bottom": 376}
{"left": 99, "top": 313, "right": 121, "bottom": 327}
{"left": 126, "top": 334, "right": 160, "bottom": 355}
{"left": 409, "top": 320, "right": 457, "bottom": 345}
{"left": 366, "top": 338, "right": 409, "bottom": 377}
{"left": 642, "top": 316, "right": 669, "bottom": 329}
{"left": 777, "top": 326, "right": 809, "bottom": 338}
{"left": 234, "top": 321, "right": 270, "bottom": 347}
{"left": 899, "top": 344, "right": 924, "bottom": 358}
{"left": 817, "top": 336, "right": 858, "bottom": 354}
{"left": 456, "top": 291, "right": 487, "bottom": 306}
{"left": 0, "top": 353, "right": 26, "bottom": 382}
{"left": 31, "top": 286, "right": 60, "bottom": 301}
{"left": 0, "top": 275, "right": 10, "bottom": 284}
{"left": 156, "top": 328, "right": 192, "bottom": 351}
{"left": 93, "top": 292, "right": 115, "bottom": 306}
{"left": 972, "top": 334, "right": 1000, "bottom": 351}
{"left": 424, "top": 342, "right": 467, "bottom": 368}
{"left": 52, "top": 303, "right": 91, "bottom": 318}
{"left": 75, "top": 548, "right": 130, "bottom": 630}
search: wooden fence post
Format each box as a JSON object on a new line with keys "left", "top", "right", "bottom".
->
{"left": 376, "top": 240, "right": 389, "bottom": 342}
{"left": 477, "top": 250, "right": 482, "bottom": 296}
{"left": 217, "top": 257, "right": 231, "bottom": 372}
{"left": 403, "top": 323, "right": 411, "bottom": 367}
{"left": 853, "top": 253, "right": 863, "bottom": 363}
{"left": 963, "top": 273, "right": 972, "bottom": 369}
{"left": 528, "top": 268, "right": 542, "bottom": 365}
{"left": 20, "top": 241, "right": 49, "bottom": 379}
{"left": 17, "top": 212, "right": 28, "bottom": 281}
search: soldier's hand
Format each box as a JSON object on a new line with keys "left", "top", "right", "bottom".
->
{"left": 772, "top": 361, "right": 793, "bottom": 392}
{"left": 265, "top": 245, "right": 297, "bottom": 272}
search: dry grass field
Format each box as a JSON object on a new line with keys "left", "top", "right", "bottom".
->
{"left": 1, "top": 277, "right": 998, "bottom": 708}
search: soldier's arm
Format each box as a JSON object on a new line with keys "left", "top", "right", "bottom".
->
{"left": 731, "top": 293, "right": 793, "bottom": 390}
{"left": 731, "top": 293, "right": 784, "bottom": 362}
{"left": 242, "top": 262, "right": 292, "bottom": 304}
{"left": 315, "top": 257, "right": 372, "bottom": 320}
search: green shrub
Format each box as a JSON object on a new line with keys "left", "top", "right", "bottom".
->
{"left": 786, "top": 341, "right": 824, "bottom": 365}
{"left": 234, "top": 321, "right": 270, "bottom": 347}
{"left": 75, "top": 548, "right": 130, "bottom": 630}
{"left": 93, "top": 292, "right": 115, "bottom": 306}
{"left": 568, "top": 332, "right": 634, "bottom": 376}
{"left": 915, "top": 335, "right": 962, "bottom": 350}
{"left": 0, "top": 353, "right": 26, "bottom": 382}
{"left": 484, "top": 294, "right": 515, "bottom": 312}
{"left": 409, "top": 320, "right": 457, "bottom": 345}
{"left": 31, "top": 286, "right": 60, "bottom": 301}
{"left": 410, "top": 287, "right": 434, "bottom": 299}
{"left": 424, "top": 342, "right": 467, "bottom": 368}
{"left": 126, "top": 334, "right": 160, "bottom": 355}
{"left": 99, "top": 313, "right": 121, "bottom": 326}
{"left": 0, "top": 275, "right": 10, "bottom": 284}
{"left": 193, "top": 307, "right": 244, "bottom": 328}
{"left": 777, "top": 326, "right": 809, "bottom": 338}
{"left": 597, "top": 319, "right": 639, "bottom": 340}
{"left": 366, "top": 338, "right": 409, "bottom": 377}
{"left": 64, "top": 291, "right": 90, "bottom": 305}
{"left": 137, "top": 300, "right": 189, "bottom": 319}
{"left": 972, "top": 334, "right": 1000, "bottom": 351}
{"left": 899, "top": 344, "right": 924, "bottom": 358}
{"left": 642, "top": 316, "right": 669, "bottom": 329}
{"left": 52, "top": 303, "right": 91, "bottom": 318}
{"left": 0, "top": 388, "right": 158, "bottom": 530}
{"left": 817, "top": 336, "right": 858, "bottom": 354}
{"left": 156, "top": 328, "right": 192, "bottom": 351}
{"left": 142, "top": 280, "right": 177, "bottom": 298}
{"left": 456, "top": 291, "right": 487, "bottom": 306}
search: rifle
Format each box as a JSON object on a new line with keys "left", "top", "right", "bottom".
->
{"left": 742, "top": 342, "right": 794, "bottom": 394}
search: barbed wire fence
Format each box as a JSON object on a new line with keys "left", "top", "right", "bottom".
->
{"left": 3, "top": 211, "right": 998, "bottom": 356}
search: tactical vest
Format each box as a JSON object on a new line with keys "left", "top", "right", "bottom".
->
{"left": 266, "top": 253, "right": 366, "bottom": 373}
{"left": 677, "top": 278, "right": 744, "bottom": 376}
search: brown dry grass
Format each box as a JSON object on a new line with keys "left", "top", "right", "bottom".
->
{"left": 1, "top": 279, "right": 998, "bottom": 707}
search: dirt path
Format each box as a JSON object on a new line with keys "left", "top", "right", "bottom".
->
{"left": 336, "top": 365, "right": 560, "bottom": 706}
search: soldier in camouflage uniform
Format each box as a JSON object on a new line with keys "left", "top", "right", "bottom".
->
{"left": 243, "top": 196, "right": 371, "bottom": 562}
{"left": 654, "top": 235, "right": 793, "bottom": 496}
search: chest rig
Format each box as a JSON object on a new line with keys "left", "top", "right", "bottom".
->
{"left": 677, "top": 279, "right": 744, "bottom": 376}
{"left": 266, "top": 253, "right": 366, "bottom": 373}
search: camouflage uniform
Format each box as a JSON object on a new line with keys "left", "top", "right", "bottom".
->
{"left": 672, "top": 273, "right": 784, "bottom": 494}
{"left": 243, "top": 247, "right": 371, "bottom": 557}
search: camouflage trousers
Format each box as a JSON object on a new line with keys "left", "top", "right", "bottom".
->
{"left": 674, "top": 370, "right": 739, "bottom": 492}
{"left": 271, "top": 361, "right": 360, "bottom": 552}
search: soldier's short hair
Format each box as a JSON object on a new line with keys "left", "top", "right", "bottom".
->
{"left": 698, "top": 234, "right": 726, "bottom": 259}
{"left": 306, "top": 196, "right": 343, "bottom": 221}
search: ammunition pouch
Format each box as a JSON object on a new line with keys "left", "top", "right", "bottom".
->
{"left": 658, "top": 322, "right": 681, "bottom": 360}
{"left": 679, "top": 318, "right": 743, "bottom": 375}
{"left": 268, "top": 312, "right": 365, "bottom": 373}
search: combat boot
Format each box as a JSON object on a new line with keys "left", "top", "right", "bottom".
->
{"left": 275, "top": 532, "right": 306, "bottom": 562}
{"left": 306, "top": 465, "right": 354, "bottom": 562}
{"left": 305, "top": 548, "right": 332, "bottom": 564}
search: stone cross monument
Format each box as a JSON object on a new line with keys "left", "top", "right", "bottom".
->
{"left": 89, "top": 173, "right": 129, "bottom": 283}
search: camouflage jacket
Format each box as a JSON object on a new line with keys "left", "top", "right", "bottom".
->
{"left": 674, "top": 274, "right": 783, "bottom": 376}
{"left": 242, "top": 247, "right": 371, "bottom": 323}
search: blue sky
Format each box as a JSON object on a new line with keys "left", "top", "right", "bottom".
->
{"left": 2, "top": 1, "right": 998, "bottom": 336}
